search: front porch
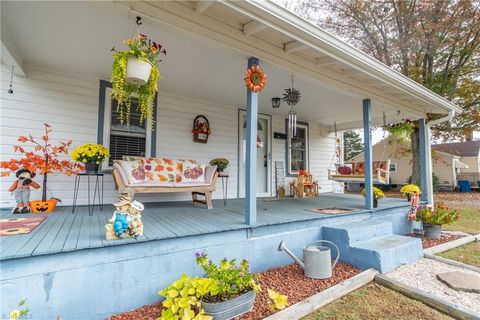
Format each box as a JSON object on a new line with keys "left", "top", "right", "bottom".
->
{"left": 1, "top": 193, "right": 410, "bottom": 261}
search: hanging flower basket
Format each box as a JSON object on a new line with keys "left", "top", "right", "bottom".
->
{"left": 126, "top": 56, "right": 153, "bottom": 85}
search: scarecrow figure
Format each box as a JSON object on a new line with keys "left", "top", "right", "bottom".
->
{"left": 111, "top": 195, "right": 132, "bottom": 238}
{"left": 8, "top": 168, "right": 40, "bottom": 214}
{"left": 127, "top": 200, "right": 144, "bottom": 238}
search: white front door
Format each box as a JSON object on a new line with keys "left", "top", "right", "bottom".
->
{"left": 238, "top": 110, "right": 272, "bottom": 198}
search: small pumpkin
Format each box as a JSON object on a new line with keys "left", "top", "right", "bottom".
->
{"left": 30, "top": 199, "right": 57, "bottom": 213}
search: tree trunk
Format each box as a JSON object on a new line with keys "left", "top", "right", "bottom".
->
{"left": 465, "top": 128, "right": 473, "bottom": 141}
{"left": 410, "top": 128, "right": 420, "bottom": 186}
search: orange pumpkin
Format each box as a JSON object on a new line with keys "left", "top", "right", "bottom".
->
{"left": 245, "top": 65, "right": 267, "bottom": 93}
{"left": 30, "top": 199, "right": 57, "bottom": 213}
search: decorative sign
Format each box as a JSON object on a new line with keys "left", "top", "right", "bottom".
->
{"left": 407, "top": 192, "right": 420, "bottom": 221}
{"left": 192, "top": 115, "right": 211, "bottom": 143}
{"left": 245, "top": 65, "right": 267, "bottom": 93}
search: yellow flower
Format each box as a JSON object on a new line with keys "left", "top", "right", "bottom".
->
{"left": 400, "top": 184, "right": 421, "bottom": 197}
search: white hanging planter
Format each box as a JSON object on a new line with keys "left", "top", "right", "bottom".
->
{"left": 126, "top": 56, "right": 152, "bottom": 85}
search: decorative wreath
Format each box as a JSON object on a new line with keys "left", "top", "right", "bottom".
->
{"left": 245, "top": 65, "right": 267, "bottom": 93}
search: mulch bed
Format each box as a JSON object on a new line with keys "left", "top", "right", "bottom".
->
{"left": 406, "top": 233, "right": 463, "bottom": 249}
{"left": 108, "top": 262, "right": 360, "bottom": 320}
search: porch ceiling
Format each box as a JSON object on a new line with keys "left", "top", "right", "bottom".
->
{"left": 1, "top": 1, "right": 459, "bottom": 130}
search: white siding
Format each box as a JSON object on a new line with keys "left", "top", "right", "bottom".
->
{"left": 0, "top": 65, "right": 336, "bottom": 207}
{"left": 459, "top": 156, "right": 480, "bottom": 173}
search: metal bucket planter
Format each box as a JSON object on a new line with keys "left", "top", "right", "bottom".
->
{"left": 126, "top": 56, "right": 152, "bottom": 85}
{"left": 424, "top": 224, "right": 442, "bottom": 239}
{"left": 203, "top": 290, "right": 256, "bottom": 320}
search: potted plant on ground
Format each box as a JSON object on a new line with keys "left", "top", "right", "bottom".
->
{"left": 209, "top": 158, "right": 229, "bottom": 172}
{"left": 111, "top": 33, "right": 166, "bottom": 125}
{"left": 400, "top": 184, "right": 421, "bottom": 202}
{"left": 71, "top": 144, "right": 110, "bottom": 173}
{"left": 415, "top": 203, "right": 459, "bottom": 239}
{"left": 1, "top": 123, "right": 83, "bottom": 213}
{"left": 361, "top": 187, "right": 385, "bottom": 208}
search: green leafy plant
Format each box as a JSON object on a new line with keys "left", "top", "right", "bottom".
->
{"left": 111, "top": 34, "right": 166, "bottom": 125}
{"left": 361, "top": 187, "right": 385, "bottom": 200}
{"left": 195, "top": 252, "right": 261, "bottom": 303}
{"left": 416, "top": 203, "right": 459, "bottom": 225}
{"left": 209, "top": 158, "right": 229, "bottom": 171}
{"left": 158, "top": 275, "right": 217, "bottom": 320}
{"left": 384, "top": 119, "right": 416, "bottom": 144}
{"left": 267, "top": 289, "right": 289, "bottom": 310}
{"left": 399, "top": 184, "right": 421, "bottom": 197}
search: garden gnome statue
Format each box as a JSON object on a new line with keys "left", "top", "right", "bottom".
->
{"left": 128, "top": 200, "right": 144, "bottom": 238}
{"left": 8, "top": 168, "right": 40, "bottom": 214}
{"left": 111, "top": 194, "right": 132, "bottom": 238}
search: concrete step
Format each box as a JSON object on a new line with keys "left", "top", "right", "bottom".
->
{"left": 323, "top": 219, "right": 393, "bottom": 243}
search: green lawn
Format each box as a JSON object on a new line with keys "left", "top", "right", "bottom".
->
{"left": 442, "top": 206, "right": 480, "bottom": 234}
{"left": 302, "top": 283, "right": 452, "bottom": 320}
{"left": 438, "top": 241, "right": 480, "bottom": 267}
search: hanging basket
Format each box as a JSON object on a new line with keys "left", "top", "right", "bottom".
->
{"left": 126, "top": 56, "right": 153, "bottom": 85}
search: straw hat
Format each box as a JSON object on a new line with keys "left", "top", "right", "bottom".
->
{"left": 113, "top": 195, "right": 132, "bottom": 207}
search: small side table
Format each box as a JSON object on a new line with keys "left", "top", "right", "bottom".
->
{"left": 218, "top": 172, "right": 229, "bottom": 206}
{"left": 72, "top": 173, "right": 104, "bottom": 216}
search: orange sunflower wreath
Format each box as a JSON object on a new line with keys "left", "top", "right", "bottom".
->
{"left": 245, "top": 65, "right": 267, "bottom": 93}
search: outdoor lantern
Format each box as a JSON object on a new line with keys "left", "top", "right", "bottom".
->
{"left": 271, "top": 97, "right": 281, "bottom": 109}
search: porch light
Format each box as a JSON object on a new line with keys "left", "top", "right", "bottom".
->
{"left": 271, "top": 97, "right": 281, "bottom": 109}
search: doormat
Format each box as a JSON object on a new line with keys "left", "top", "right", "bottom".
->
{"left": 0, "top": 217, "right": 46, "bottom": 236}
{"left": 305, "top": 207, "right": 356, "bottom": 214}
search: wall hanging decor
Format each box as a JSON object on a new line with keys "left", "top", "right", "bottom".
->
{"left": 8, "top": 66, "right": 14, "bottom": 94}
{"left": 192, "top": 115, "right": 211, "bottom": 143}
{"left": 110, "top": 16, "right": 166, "bottom": 126}
{"left": 283, "top": 74, "right": 301, "bottom": 136}
{"left": 245, "top": 64, "right": 267, "bottom": 92}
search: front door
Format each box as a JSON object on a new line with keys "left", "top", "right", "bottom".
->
{"left": 238, "top": 110, "right": 272, "bottom": 198}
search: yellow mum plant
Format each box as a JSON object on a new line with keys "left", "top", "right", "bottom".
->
{"left": 71, "top": 144, "right": 110, "bottom": 164}
{"left": 361, "top": 187, "right": 385, "bottom": 200}
{"left": 400, "top": 184, "right": 421, "bottom": 197}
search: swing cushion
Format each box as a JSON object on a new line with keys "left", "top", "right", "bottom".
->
{"left": 337, "top": 165, "right": 352, "bottom": 175}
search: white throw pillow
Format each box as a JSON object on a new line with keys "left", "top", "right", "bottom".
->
{"left": 119, "top": 160, "right": 147, "bottom": 184}
{"left": 181, "top": 163, "right": 207, "bottom": 183}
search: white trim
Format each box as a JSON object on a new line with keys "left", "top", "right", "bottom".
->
{"left": 101, "top": 87, "right": 152, "bottom": 170}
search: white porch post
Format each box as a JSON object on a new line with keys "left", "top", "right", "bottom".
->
{"left": 245, "top": 57, "right": 259, "bottom": 225}
{"left": 363, "top": 99, "right": 373, "bottom": 209}
{"left": 418, "top": 119, "right": 428, "bottom": 202}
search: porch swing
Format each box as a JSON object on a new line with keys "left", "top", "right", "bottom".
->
{"left": 328, "top": 114, "right": 391, "bottom": 184}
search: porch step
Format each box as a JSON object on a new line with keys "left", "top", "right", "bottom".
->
{"left": 323, "top": 219, "right": 422, "bottom": 273}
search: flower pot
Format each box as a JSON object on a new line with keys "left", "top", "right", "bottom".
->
{"left": 373, "top": 198, "right": 378, "bottom": 208}
{"left": 423, "top": 224, "right": 442, "bottom": 239}
{"left": 85, "top": 162, "right": 99, "bottom": 174}
{"left": 126, "top": 56, "right": 152, "bottom": 85}
{"left": 30, "top": 199, "right": 57, "bottom": 213}
{"left": 203, "top": 291, "right": 256, "bottom": 320}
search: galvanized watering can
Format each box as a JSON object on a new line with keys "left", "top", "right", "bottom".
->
{"left": 278, "top": 240, "right": 340, "bottom": 279}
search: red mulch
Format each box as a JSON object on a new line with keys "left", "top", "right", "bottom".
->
{"left": 406, "top": 233, "right": 463, "bottom": 249}
{"left": 108, "top": 262, "right": 360, "bottom": 320}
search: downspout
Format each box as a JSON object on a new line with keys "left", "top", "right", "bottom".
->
{"left": 425, "top": 110, "right": 455, "bottom": 206}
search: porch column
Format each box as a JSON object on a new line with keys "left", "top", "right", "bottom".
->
{"left": 425, "top": 127, "right": 435, "bottom": 205}
{"left": 245, "top": 57, "right": 259, "bottom": 225}
{"left": 363, "top": 99, "right": 373, "bottom": 210}
{"left": 418, "top": 119, "right": 428, "bottom": 202}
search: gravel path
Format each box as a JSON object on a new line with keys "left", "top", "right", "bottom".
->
{"left": 386, "top": 258, "right": 480, "bottom": 314}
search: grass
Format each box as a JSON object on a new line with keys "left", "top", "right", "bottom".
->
{"left": 442, "top": 206, "right": 480, "bottom": 234}
{"left": 302, "top": 283, "right": 453, "bottom": 320}
{"left": 437, "top": 241, "right": 480, "bottom": 267}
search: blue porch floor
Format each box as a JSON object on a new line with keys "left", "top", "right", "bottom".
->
{"left": 0, "top": 193, "right": 409, "bottom": 261}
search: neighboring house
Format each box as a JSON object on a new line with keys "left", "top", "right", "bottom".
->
{"left": 0, "top": 1, "right": 461, "bottom": 319}
{"left": 349, "top": 139, "right": 477, "bottom": 189}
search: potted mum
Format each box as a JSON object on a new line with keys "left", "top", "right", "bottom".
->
{"left": 1, "top": 123, "right": 83, "bottom": 213}
{"left": 71, "top": 144, "right": 110, "bottom": 173}
{"left": 111, "top": 33, "right": 166, "bottom": 125}
{"left": 361, "top": 187, "right": 385, "bottom": 208}
{"left": 415, "top": 203, "right": 459, "bottom": 239}
{"left": 400, "top": 184, "right": 421, "bottom": 202}
{"left": 209, "top": 158, "right": 229, "bottom": 172}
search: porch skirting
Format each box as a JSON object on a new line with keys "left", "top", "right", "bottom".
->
{"left": 0, "top": 205, "right": 414, "bottom": 319}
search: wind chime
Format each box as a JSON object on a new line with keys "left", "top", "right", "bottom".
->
{"left": 283, "top": 74, "right": 301, "bottom": 136}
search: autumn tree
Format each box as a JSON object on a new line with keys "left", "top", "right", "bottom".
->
{"left": 275, "top": 0, "right": 480, "bottom": 184}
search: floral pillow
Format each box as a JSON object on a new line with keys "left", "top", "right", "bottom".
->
{"left": 119, "top": 160, "right": 147, "bottom": 184}
{"left": 182, "top": 163, "right": 207, "bottom": 183}
{"left": 146, "top": 158, "right": 183, "bottom": 182}
{"left": 353, "top": 162, "right": 365, "bottom": 175}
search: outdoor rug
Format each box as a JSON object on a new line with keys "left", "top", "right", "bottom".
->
{"left": 305, "top": 207, "right": 357, "bottom": 215}
{"left": 0, "top": 217, "right": 46, "bottom": 236}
